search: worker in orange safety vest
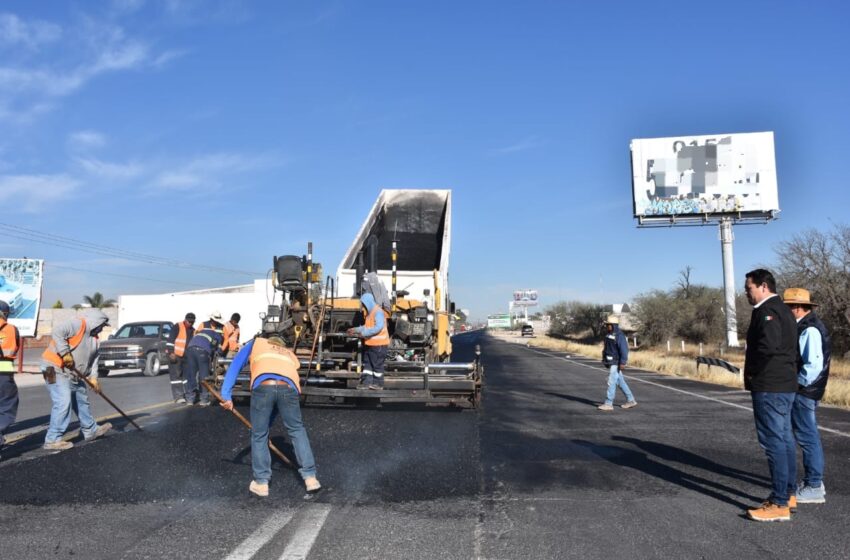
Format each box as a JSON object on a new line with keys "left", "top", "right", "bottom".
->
{"left": 166, "top": 312, "right": 195, "bottom": 403}
{"left": 0, "top": 300, "right": 21, "bottom": 458}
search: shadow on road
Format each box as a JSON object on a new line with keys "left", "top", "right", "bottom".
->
{"left": 544, "top": 392, "right": 599, "bottom": 408}
{"left": 574, "top": 439, "right": 762, "bottom": 509}
{"left": 611, "top": 435, "right": 771, "bottom": 486}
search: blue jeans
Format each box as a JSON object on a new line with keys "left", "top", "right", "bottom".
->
{"left": 183, "top": 347, "right": 211, "bottom": 404}
{"left": 45, "top": 373, "right": 97, "bottom": 442}
{"left": 250, "top": 384, "right": 316, "bottom": 483}
{"left": 792, "top": 394, "right": 824, "bottom": 488}
{"left": 605, "top": 365, "right": 634, "bottom": 405}
{"left": 751, "top": 392, "right": 796, "bottom": 506}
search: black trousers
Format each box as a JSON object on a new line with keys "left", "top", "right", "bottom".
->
{"left": 0, "top": 374, "right": 19, "bottom": 441}
{"left": 168, "top": 355, "right": 187, "bottom": 401}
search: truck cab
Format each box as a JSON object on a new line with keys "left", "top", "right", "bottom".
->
{"left": 98, "top": 321, "right": 173, "bottom": 377}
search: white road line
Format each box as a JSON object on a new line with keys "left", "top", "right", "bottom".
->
{"left": 278, "top": 504, "right": 332, "bottom": 560}
{"left": 523, "top": 346, "right": 850, "bottom": 439}
{"left": 224, "top": 510, "right": 296, "bottom": 560}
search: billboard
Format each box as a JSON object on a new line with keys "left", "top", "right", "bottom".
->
{"left": 512, "top": 289, "right": 538, "bottom": 306}
{"left": 487, "top": 314, "right": 511, "bottom": 329}
{"left": 631, "top": 132, "right": 778, "bottom": 220}
{"left": 0, "top": 258, "right": 44, "bottom": 337}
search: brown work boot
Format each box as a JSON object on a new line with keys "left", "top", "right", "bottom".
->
{"left": 43, "top": 440, "right": 74, "bottom": 451}
{"left": 788, "top": 495, "right": 797, "bottom": 511}
{"left": 304, "top": 476, "right": 322, "bottom": 493}
{"left": 747, "top": 501, "right": 791, "bottom": 522}
{"left": 249, "top": 480, "right": 269, "bottom": 497}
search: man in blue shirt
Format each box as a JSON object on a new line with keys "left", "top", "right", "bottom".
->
{"left": 219, "top": 335, "right": 320, "bottom": 497}
{"left": 183, "top": 311, "right": 225, "bottom": 406}
{"left": 783, "top": 288, "right": 830, "bottom": 505}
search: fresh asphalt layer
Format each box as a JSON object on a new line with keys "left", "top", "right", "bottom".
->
{"left": 1, "top": 332, "right": 848, "bottom": 559}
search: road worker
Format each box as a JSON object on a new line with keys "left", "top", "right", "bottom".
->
{"left": 166, "top": 312, "right": 195, "bottom": 404}
{"left": 347, "top": 292, "right": 390, "bottom": 389}
{"left": 40, "top": 309, "right": 112, "bottom": 451}
{"left": 0, "top": 300, "right": 21, "bottom": 458}
{"left": 220, "top": 334, "right": 320, "bottom": 497}
{"left": 221, "top": 313, "right": 241, "bottom": 358}
{"left": 183, "top": 311, "right": 225, "bottom": 406}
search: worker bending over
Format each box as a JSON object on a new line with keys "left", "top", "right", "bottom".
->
{"left": 220, "top": 335, "right": 320, "bottom": 497}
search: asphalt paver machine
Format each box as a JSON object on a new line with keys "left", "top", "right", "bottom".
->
{"left": 216, "top": 189, "right": 483, "bottom": 408}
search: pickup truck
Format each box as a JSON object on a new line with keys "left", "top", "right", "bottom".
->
{"left": 97, "top": 321, "right": 173, "bottom": 377}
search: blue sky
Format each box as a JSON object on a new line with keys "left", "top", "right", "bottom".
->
{"left": 1, "top": 0, "right": 848, "bottom": 321}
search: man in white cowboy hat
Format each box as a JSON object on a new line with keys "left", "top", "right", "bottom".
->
{"left": 783, "top": 287, "right": 830, "bottom": 505}
{"left": 597, "top": 315, "right": 637, "bottom": 411}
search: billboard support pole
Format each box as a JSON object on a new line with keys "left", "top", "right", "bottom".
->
{"left": 720, "top": 218, "right": 739, "bottom": 347}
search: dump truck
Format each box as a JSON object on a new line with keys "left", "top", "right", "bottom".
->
{"left": 216, "top": 189, "right": 482, "bottom": 408}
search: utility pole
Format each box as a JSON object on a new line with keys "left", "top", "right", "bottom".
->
{"left": 719, "top": 218, "right": 739, "bottom": 347}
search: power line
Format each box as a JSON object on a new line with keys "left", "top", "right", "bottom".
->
{"left": 45, "top": 263, "right": 209, "bottom": 289}
{"left": 0, "top": 222, "right": 263, "bottom": 277}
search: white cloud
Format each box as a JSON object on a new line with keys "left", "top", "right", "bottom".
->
{"left": 68, "top": 130, "right": 107, "bottom": 151}
{"left": 74, "top": 157, "right": 144, "bottom": 181}
{"left": 490, "top": 136, "right": 543, "bottom": 155}
{"left": 0, "top": 174, "right": 80, "bottom": 212}
{"left": 0, "top": 13, "right": 62, "bottom": 50}
{"left": 150, "top": 152, "right": 285, "bottom": 192}
{"left": 0, "top": 16, "right": 160, "bottom": 124}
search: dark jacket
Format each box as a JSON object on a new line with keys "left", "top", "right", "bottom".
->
{"left": 744, "top": 295, "right": 798, "bottom": 392}
{"left": 797, "top": 311, "right": 830, "bottom": 401}
{"left": 602, "top": 325, "right": 629, "bottom": 367}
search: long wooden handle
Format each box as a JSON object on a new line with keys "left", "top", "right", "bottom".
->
{"left": 71, "top": 367, "right": 143, "bottom": 431}
{"left": 201, "top": 380, "right": 293, "bottom": 467}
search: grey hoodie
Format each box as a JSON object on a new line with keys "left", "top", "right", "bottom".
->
{"left": 41, "top": 309, "right": 110, "bottom": 378}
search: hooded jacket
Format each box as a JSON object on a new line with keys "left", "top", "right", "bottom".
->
{"left": 354, "top": 293, "right": 387, "bottom": 339}
{"left": 41, "top": 309, "right": 110, "bottom": 377}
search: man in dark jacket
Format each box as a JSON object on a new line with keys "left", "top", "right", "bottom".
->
{"left": 597, "top": 315, "right": 636, "bottom": 411}
{"left": 783, "top": 287, "right": 830, "bottom": 505}
{"left": 743, "top": 269, "right": 798, "bottom": 522}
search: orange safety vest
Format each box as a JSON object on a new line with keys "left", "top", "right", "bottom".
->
{"left": 249, "top": 337, "right": 301, "bottom": 393}
{"left": 174, "top": 322, "right": 190, "bottom": 357}
{"left": 222, "top": 322, "right": 240, "bottom": 353}
{"left": 0, "top": 320, "right": 20, "bottom": 372}
{"left": 43, "top": 319, "right": 87, "bottom": 369}
{"left": 363, "top": 306, "right": 390, "bottom": 347}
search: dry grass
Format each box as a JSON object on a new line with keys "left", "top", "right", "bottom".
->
{"left": 490, "top": 330, "right": 850, "bottom": 409}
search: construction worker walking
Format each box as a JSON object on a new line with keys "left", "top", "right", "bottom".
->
{"left": 166, "top": 312, "right": 195, "bottom": 403}
{"left": 0, "top": 300, "right": 21, "bottom": 458}
{"left": 221, "top": 313, "right": 241, "bottom": 358}
{"left": 40, "top": 309, "right": 112, "bottom": 451}
{"left": 183, "top": 311, "right": 225, "bottom": 406}
{"left": 220, "top": 335, "right": 320, "bottom": 497}
{"left": 347, "top": 293, "right": 390, "bottom": 390}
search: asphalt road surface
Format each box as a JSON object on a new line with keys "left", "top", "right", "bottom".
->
{"left": 1, "top": 332, "right": 849, "bottom": 559}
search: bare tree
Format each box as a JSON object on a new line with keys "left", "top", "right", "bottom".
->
{"left": 774, "top": 224, "right": 850, "bottom": 353}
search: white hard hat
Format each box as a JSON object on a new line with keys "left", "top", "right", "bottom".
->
{"left": 209, "top": 310, "right": 224, "bottom": 323}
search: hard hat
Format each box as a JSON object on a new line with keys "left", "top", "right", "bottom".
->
{"left": 209, "top": 310, "right": 224, "bottom": 323}
{"left": 0, "top": 300, "right": 9, "bottom": 317}
{"left": 606, "top": 315, "right": 619, "bottom": 324}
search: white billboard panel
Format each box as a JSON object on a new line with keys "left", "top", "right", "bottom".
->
{"left": 0, "top": 258, "right": 44, "bottom": 337}
{"left": 631, "top": 132, "right": 778, "bottom": 219}
{"left": 512, "top": 289, "right": 538, "bottom": 307}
